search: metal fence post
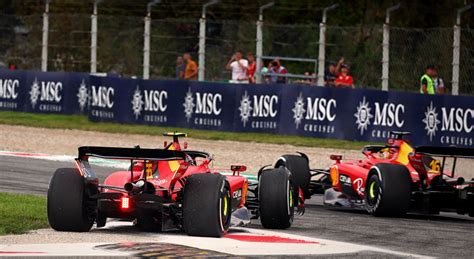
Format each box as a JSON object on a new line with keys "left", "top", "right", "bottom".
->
{"left": 452, "top": 4, "right": 472, "bottom": 95}
{"left": 198, "top": 0, "right": 219, "bottom": 82}
{"left": 316, "top": 4, "right": 338, "bottom": 87}
{"left": 382, "top": 3, "right": 400, "bottom": 91}
{"left": 143, "top": 16, "right": 151, "bottom": 79}
{"left": 255, "top": 2, "right": 274, "bottom": 84}
{"left": 143, "top": 0, "right": 161, "bottom": 80}
{"left": 90, "top": 0, "right": 103, "bottom": 73}
{"left": 41, "top": 0, "right": 51, "bottom": 72}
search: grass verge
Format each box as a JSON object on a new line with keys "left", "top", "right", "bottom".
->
{"left": 0, "top": 111, "right": 371, "bottom": 150}
{"left": 0, "top": 192, "right": 48, "bottom": 235}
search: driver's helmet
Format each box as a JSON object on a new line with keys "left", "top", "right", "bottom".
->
{"left": 378, "top": 148, "right": 393, "bottom": 159}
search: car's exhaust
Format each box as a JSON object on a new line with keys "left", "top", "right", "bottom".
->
{"left": 124, "top": 179, "right": 155, "bottom": 194}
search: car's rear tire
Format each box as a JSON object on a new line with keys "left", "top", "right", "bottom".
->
{"left": 47, "top": 168, "right": 95, "bottom": 232}
{"left": 259, "top": 167, "right": 294, "bottom": 229}
{"left": 275, "top": 154, "right": 311, "bottom": 199}
{"left": 364, "top": 163, "right": 412, "bottom": 216}
{"left": 183, "top": 174, "right": 231, "bottom": 237}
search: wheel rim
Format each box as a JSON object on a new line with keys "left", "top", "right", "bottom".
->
{"left": 219, "top": 187, "right": 231, "bottom": 231}
{"left": 369, "top": 181, "right": 376, "bottom": 199}
{"left": 222, "top": 196, "right": 228, "bottom": 217}
{"left": 367, "top": 178, "right": 379, "bottom": 207}
{"left": 289, "top": 187, "right": 293, "bottom": 209}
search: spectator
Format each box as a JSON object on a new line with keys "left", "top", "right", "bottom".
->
{"left": 269, "top": 58, "right": 287, "bottom": 84}
{"left": 325, "top": 57, "right": 344, "bottom": 87}
{"left": 183, "top": 53, "right": 198, "bottom": 81}
{"left": 247, "top": 52, "right": 256, "bottom": 83}
{"left": 260, "top": 61, "right": 271, "bottom": 84}
{"left": 176, "top": 56, "right": 185, "bottom": 79}
{"left": 334, "top": 63, "right": 354, "bottom": 88}
{"left": 309, "top": 72, "right": 316, "bottom": 85}
{"left": 433, "top": 68, "right": 445, "bottom": 94}
{"left": 226, "top": 51, "right": 248, "bottom": 83}
{"left": 420, "top": 65, "right": 435, "bottom": 94}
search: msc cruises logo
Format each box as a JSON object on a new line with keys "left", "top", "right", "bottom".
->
{"left": 354, "top": 97, "right": 373, "bottom": 135}
{"left": 76, "top": 79, "right": 89, "bottom": 112}
{"left": 422, "top": 102, "right": 440, "bottom": 141}
{"left": 29, "top": 78, "right": 41, "bottom": 109}
{"left": 292, "top": 93, "right": 306, "bottom": 129}
{"left": 182, "top": 88, "right": 195, "bottom": 122}
{"left": 131, "top": 85, "right": 144, "bottom": 119}
{"left": 238, "top": 91, "right": 252, "bottom": 127}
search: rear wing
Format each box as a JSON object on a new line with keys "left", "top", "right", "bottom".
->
{"left": 78, "top": 146, "right": 186, "bottom": 161}
{"left": 416, "top": 146, "right": 474, "bottom": 179}
{"left": 415, "top": 146, "right": 474, "bottom": 159}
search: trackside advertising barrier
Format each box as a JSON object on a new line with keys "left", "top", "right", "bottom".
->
{"left": 1, "top": 70, "right": 473, "bottom": 147}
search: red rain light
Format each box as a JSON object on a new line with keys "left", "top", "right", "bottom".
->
{"left": 121, "top": 197, "right": 130, "bottom": 209}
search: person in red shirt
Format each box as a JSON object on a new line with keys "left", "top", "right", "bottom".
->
{"left": 246, "top": 52, "right": 256, "bottom": 83}
{"left": 334, "top": 64, "right": 354, "bottom": 88}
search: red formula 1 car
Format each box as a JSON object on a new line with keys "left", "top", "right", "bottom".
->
{"left": 274, "top": 132, "right": 474, "bottom": 217}
{"left": 47, "top": 133, "right": 301, "bottom": 237}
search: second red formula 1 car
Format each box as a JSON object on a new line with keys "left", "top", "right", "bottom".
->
{"left": 273, "top": 131, "right": 474, "bottom": 217}
{"left": 47, "top": 133, "right": 300, "bottom": 237}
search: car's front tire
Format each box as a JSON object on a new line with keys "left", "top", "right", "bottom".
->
{"left": 259, "top": 167, "right": 294, "bottom": 229}
{"left": 183, "top": 174, "right": 231, "bottom": 237}
{"left": 47, "top": 168, "right": 96, "bottom": 232}
{"left": 364, "top": 163, "right": 412, "bottom": 216}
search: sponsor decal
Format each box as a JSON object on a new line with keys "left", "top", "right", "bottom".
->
{"left": 353, "top": 178, "right": 364, "bottom": 196}
{"left": 238, "top": 91, "right": 278, "bottom": 129}
{"left": 339, "top": 174, "right": 351, "bottom": 185}
{"left": 182, "top": 88, "right": 222, "bottom": 127}
{"left": 0, "top": 78, "right": 19, "bottom": 109}
{"left": 292, "top": 92, "right": 336, "bottom": 134}
{"left": 354, "top": 96, "right": 405, "bottom": 139}
{"left": 29, "top": 77, "right": 63, "bottom": 112}
{"left": 233, "top": 189, "right": 242, "bottom": 199}
{"left": 422, "top": 101, "right": 473, "bottom": 146}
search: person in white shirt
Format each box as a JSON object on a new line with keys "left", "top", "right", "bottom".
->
{"left": 433, "top": 68, "right": 445, "bottom": 94}
{"left": 226, "top": 51, "right": 248, "bottom": 83}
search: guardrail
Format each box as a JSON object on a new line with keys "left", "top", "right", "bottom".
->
{"left": 1, "top": 70, "right": 473, "bottom": 147}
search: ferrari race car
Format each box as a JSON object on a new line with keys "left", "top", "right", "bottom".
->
{"left": 47, "top": 133, "right": 302, "bottom": 237}
{"left": 273, "top": 131, "right": 474, "bottom": 217}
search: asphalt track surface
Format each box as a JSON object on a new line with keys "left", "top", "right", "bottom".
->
{"left": 2, "top": 155, "right": 474, "bottom": 258}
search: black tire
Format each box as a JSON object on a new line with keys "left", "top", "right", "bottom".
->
{"left": 364, "top": 163, "right": 412, "bottom": 216}
{"left": 47, "top": 168, "right": 95, "bottom": 232}
{"left": 183, "top": 174, "right": 231, "bottom": 237}
{"left": 275, "top": 154, "right": 311, "bottom": 199}
{"left": 259, "top": 167, "right": 294, "bottom": 229}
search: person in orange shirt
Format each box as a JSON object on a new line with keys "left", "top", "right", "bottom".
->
{"left": 183, "top": 53, "right": 198, "bottom": 80}
{"left": 247, "top": 52, "right": 256, "bottom": 83}
{"left": 334, "top": 64, "right": 354, "bottom": 88}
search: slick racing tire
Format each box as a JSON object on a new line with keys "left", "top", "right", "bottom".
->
{"left": 183, "top": 174, "right": 231, "bottom": 237}
{"left": 47, "top": 168, "right": 96, "bottom": 232}
{"left": 275, "top": 154, "right": 311, "bottom": 199}
{"left": 259, "top": 167, "right": 294, "bottom": 229}
{"left": 364, "top": 163, "right": 411, "bottom": 216}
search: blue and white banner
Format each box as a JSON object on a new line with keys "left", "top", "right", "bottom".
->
{"left": 0, "top": 70, "right": 472, "bottom": 147}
